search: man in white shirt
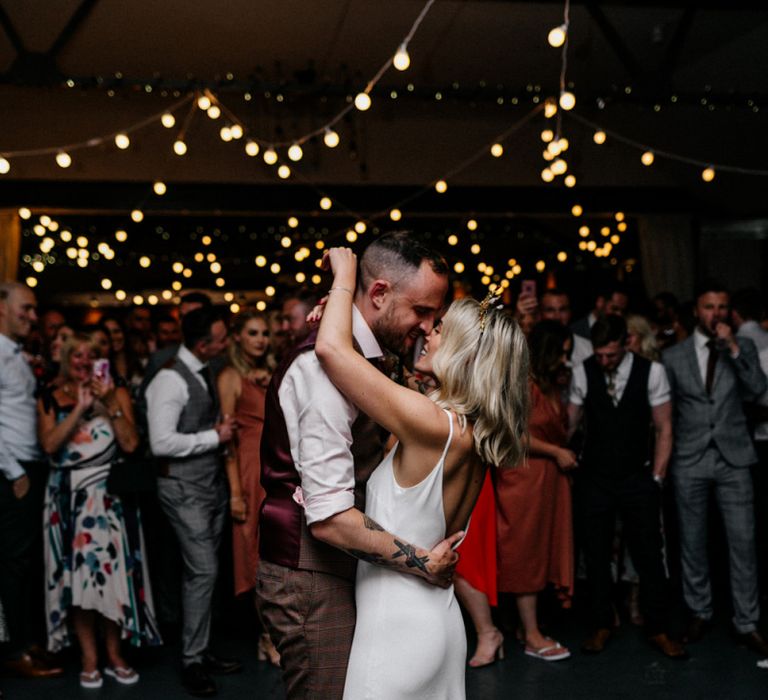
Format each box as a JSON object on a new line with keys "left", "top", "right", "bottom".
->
{"left": 256, "top": 233, "right": 458, "bottom": 698}
{"left": 539, "top": 288, "right": 593, "bottom": 366}
{"left": 146, "top": 306, "right": 238, "bottom": 697}
{"left": 0, "top": 282, "right": 63, "bottom": 678}
{"left": 568, "top": 314, "right": 686, "bottom": 659}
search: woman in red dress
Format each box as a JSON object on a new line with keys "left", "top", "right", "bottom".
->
{"left": 496, "top": 320, "right": 576, "bottom": 661}
{"left": 217, "top": 311, "right": 278, "bottom": 665}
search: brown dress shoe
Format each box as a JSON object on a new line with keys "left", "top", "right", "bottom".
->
{"left": 3, "top": 652, "right": 64, "bottom": 679}
{"left": 582, "top": 628, "right": 612, "bottom": 654}
{"left": 648, "top": 633, "right": 689, "bottom": 659}
{"left": 684, "top": 616, "right": 712, "bottom": 643}
{"left": 735, "top": 630, "right": 768, "bottom": 656}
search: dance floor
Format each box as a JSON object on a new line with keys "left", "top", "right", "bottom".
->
{"left": 3, "top": 613, "right": 766, "bottom": 699}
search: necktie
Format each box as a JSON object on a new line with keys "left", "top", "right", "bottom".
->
{"left": 606, "top": 371, "right": 618, "bottom": 406}
{"left": 199, "top": 366, "right": 216, "bottom": 401}
{"left": 705, "top": 339, "right": 718, "bottom": 395}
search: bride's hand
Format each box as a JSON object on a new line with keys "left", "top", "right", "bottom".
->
{"left": 322, "top": 247, "right": 357, "bottom": 283}
{"left": 424, "top": 530, "right": 465, "bottom": 588}
{"left": 306, "top": 296, "right": 328, "bottom": 326}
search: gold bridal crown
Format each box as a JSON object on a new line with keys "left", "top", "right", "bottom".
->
{"left": 478, "top": 286, "right": 504, "bottom": 333}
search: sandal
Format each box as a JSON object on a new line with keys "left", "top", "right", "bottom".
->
{"left": 104, "top": 665, "right": 140, "bottom": 685}
{"left": 80, "top": 669, "right": 103, "bottom": 689}
{"left": 524, "top": 639, "right": 571, "bottom": 662}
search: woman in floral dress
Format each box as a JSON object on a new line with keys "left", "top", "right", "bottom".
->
{"left": 38, "top": 333, "right": 161, "bottom": 688}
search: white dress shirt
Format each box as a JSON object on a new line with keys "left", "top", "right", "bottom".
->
{"left": 737, "top": 320, "right": 768, "bottom": 353}
{"left": 146, "top": 344, "right": 220, "bottom": 458}
{"left": 279, "top": 305, "right": 383, "bottom": 526}
{"left": 569, "top": 351, "right": 671, "bottom": 407}
{"left": 693, "top": 327, "right": 741, "bottom": 386}
{"left": 0, "top": 333, "right": 42, "bottom": 480}
{"left": 570, "top": 334, "right": 593, "bottom": 367}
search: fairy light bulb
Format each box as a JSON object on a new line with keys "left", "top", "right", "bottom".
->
{"left": 490, "top": 143, "right": 504, "bottom": 158}
{"left": 559, "top": 91, "right": 576, "bottom": 110}
{"left": 265, "top": 286, "right": 276, "bottom": 297}
{"left": 548, "top": 24, "right": 567, "bottom": 48}
{"left": 702, "top": 167, "right": 715, "bottom": 182}
{"left": 40, "top": 215, "right": 51, "bottom": 227}
{"left": 263, "top": 148, "right": 278, "bottom": 165}
{"left": 101, "top": 278, "right": 112, "bottom": 290}
{"left": 172, "top": 261, "right": 184, "bottom": 274}
{"left": 593, "top": 130, "right": 607, "bottom": 145}
{"left": 18, "top": 207, "right": 31, "bottom": 219}
{"left": 617, "top": 222, "right": 628, "bottom": 232}
{"left": 564, "top": 174, "right": 576, "bottom": 188}
{"left": 115, "top": 230, "right": 127, "bottom": 242}
{"left": 220, "top": 126, "right": 233, "bottom": 142}
{"left": 393, "top": 44, "right": 410, "bottom": 71}
{"left": 544, "top": 100, "right": 558, "bottom": 119}
{"left": 579, "top": 241, "right": 588, "bottom": 251}
{"left": 571, "top": 204, "right": 583, "bottom": 217}
{"left": 34, "top": 224, "right": 46, "bottom": 236}
{"left": 641, "top": 151, "right": 655, "bottom": 166}
{"left": 133, "top": 295, "right": 144, "bottom": 305}
{"left": 611, "top": 234, "right": 621, "bottom": 244}
{"left": 354, "top": 221, "right": 367, "bottom": 234}
{"left": 245, "top": 140, "right": 260, "bottom": 157}
{"left": 435, "top": 180, "right": 447, "bottom": 194}
{"left": 197, "top": 95, "right": 212, "bottom": 110}
{"left": 56, "top": 152, "right": 72, "bottom": 168}
{"left": 454, "top": 262, "right": 465, "bottom": 273}
{"left": 346, "top": 230, "right": 358, "bottom": 243}
{"left": 447, "top": 234, "right": 458, "bottom": 246}
{"left": 288, "top": 143, "right": 303, "bottom": 162}
{"left": 277, "top": 165, "right": 291, "bottom": 179}
{"left": 324, "top": 128, "right": 340, "bottom": 148}
{"left": 467, "top": 219, "right": 478, "bottom": 231}
{"left": 281, "top": 236, "right": 291, "bottom": 248}
{"left": 541, "top": 167, "right": 554, "bottom": 183}
{"left": 470, "top": 244, "right": 481, "bottom": 255}
{"left": 230, "top": 124, "right": 243, "bottom": 140}
{"left": 354, "top": 92, "right": 372, "bottom": 111}
{"left": 270, "top": 263, "right": 281, "bottom": 274}
{"left": 26, "top": 277, "right": 37, "bottom": 288}
{"left": 587, "top": 241, "right": 597, "bottom": 252}
{"left": 546, "top": 140, "right": 562, "bottom": 156}
{"left": 0, "top": 157, "right": 11, "bottom": 174}
{"left": 255, "top": 255, "right": 267, "bottom": 267}
{"left": 210, "top": 262, "right": 222, "bottom": 274}
{"left": 153, "top": 181, "right": 167, "bottom": 196}
{"left": 161, "top": 112, "right": 176, "bottom": 128}
{"left": 60, "top": 230, "right": 72, "bottom": 242}
{"left": 541, "top": 129, "right": 554, "bottom": 143}
{"left": 115, "top": 133, "right": 130, "bottom": 149}
{"left": 389, "top": 208, "right": 402, "bottom": 221}
{"left": 207, "top": 105, "right": 221, "bottom": 119}
{"left": 579, "top": 226, "right": 590, "bottom": 237}
{"left": 162, "top": 290, "right": 173, "bottom": 300}
{"left": 320, "top": 197, "right": 332, "bottom": 210}
{"left": 139, "top": 256, "right": 151, "bottom": 268}
{"left": 115, "top": 290, "right": 127, "bottom": 301}
{"left": 601, "top": 226, "right": 611, "bottom": 237}
{"left": 551, "top": 159, "right": 568, "bottom": 176}
{"left": 615, "top": 212, "right": 625, "bottom": 222}
{"left": 131, "top": 209, "right": 144, "bottom": 223}
{"left": 173, "top": 140, "right": 187, "bottom": 155}
{"left": 558, "top": 138, "right": 569, "bottom": 152}
{"left": 557, "top": 251, "right": 568, "bottom": 262}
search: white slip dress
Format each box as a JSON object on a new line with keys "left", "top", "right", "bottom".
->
{"left": 343, "top": 410, "right": 466, "bottom": 700}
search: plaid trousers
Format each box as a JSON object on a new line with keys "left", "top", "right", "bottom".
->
{"left": 256, "top": 559, "right": 356, "bottom": 699}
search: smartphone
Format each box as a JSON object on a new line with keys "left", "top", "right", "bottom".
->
{"left": 521, "top": 279, "right": 537, "bottom": 298}
{"left": 92, "top": 358, "right": 111, "bottom": 384}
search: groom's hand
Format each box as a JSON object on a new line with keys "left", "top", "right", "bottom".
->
{"left": 424, "top": 530, "right": 464, "bottom": 588}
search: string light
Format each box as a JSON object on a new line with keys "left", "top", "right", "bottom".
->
{"left": 114, "top": 133, "right": 130, "bottom": 149}
{"left": 161, "top": 112, "right": 176, "bottom": 128}
{"left": 453, "top": 262, "right": 465, "bottom": 273}
{"left": 559, "top": 91, "right": 576, "bottom": 111}
{"left": 618, "top": 222, "right": 628, "bottom": 232}
{"left": 447, "top": 234, "right": 458, "bottom": 246}
{"left": 148, "top": 294, "right": 159, "bottom": 305}
{"left": 641, "top": 151, "right": 655, "bottom": 166}
{"left": 162, "top": 290, "right": 173, "bottom": 300}
{"left": 197, "top": 95, "right": 212, "bottom": 110}
{"left": 280, "top": 236, "right": 291, "bottom": 248}
{"left": 393, "top": 44, "right": 411, "bottom": 71}
{"left": 76, "top": 236, "right": 88, "bottom": 247}
{"left": 541, "top": 129, "right": 554, "bottom": 142}
{"left": 490, "top": 143, "right": 504, "bottom": 158}
{"left": 557, "top": 251, "right": 568, "bottom": 262}
{"left": 115, "top": 290, "right": 127, "bottom": 300}
{"left": 220, "top": 126, "right": 233, "bottom": 142}
{"left": 277, "top": 164, "right": 291, "bottom": 179}
{"left": 18, "top": 207, "right": 31, "bottom": 219}
{"left": 115, "top": 230, "right": 127, "bottom": 242}
{"left": 255, "top": 255, "right": 267, "bottom": 267}
{"left": 611, "top": 234, "right": 621, "bottom": 244}
{"left": 173, "top": 139, "right": 187, "bottom": 155}
{"left": 131, "top": 209, "right": 144, "bottom": 222}
{"left": 263, "top": 148, "right": 278, "bottom": 165}
{"left": 564, "top": 174, "right": 576, "bottom": 187}
{"left": 55, "top": 152, "right": 71, "bottom": 168}
{"left": 571, "top": 204, "right": 583, "bottom": 216}
{"left": 40, "top": 215, "right": 51, "bottom": 227}
{"left": 541, "top": 167, "right": 554, "bottom": 182}
{"left": 546, "top": 140, "right": 562, "bottom": 156}
{"left": 210, "top": 262, "right": 222, "bottom": 274}
{"left": 435, "top": 180, "right": 447, "bottom": 193}
{"left": 265, "top": 286, "right": 276, "bottom": 297}
{"left": 470, "top": 243, "right": 481, "bottom": 254}
{"left": 172, "top": 262, "right": 184, "bottom": 273}
{"left": 270, "top": 263, "right": 281, "bottom": 273}
{"left": 60, "top": 230, "right": 72, "bottom": 242}
{"left": 544, "top": 100, "right": 558, "bottom": 118}
{"left": 139, "top": 256, "right": 151, "bottom": 268}
{"left": 615, "top": 212, "right": 625, "bottom": 222}
{"left": 702, "top": 166, "right": 716, "bottom": 182}
{"left": 467, "top": 219, "right": 478, "bottom": 231}
{"left": 551, "top": 158, "right": 568, "bottom": 175}
{"left": 579, "top": 226, "right": 590, "bottom": 237}
{"left": 207, "top": 105, "right": 221, "bottom": 119}
{"left": 133, "top": 295, "right": 144, "bottom": 305}
{"left": 26, "top": 277, "right": 37, "bottom": 287}
{"left": 323, "top": 128, "right": 340, "bottom": 148}
{"left": 245, "top": 140, "right": 260, "bottom": 156}
{"left": 34, "top": 224, "right": 45, "bottom": 236}
{"left": 230, "top": 124, "right": 243, "bottom": 140}
{"left": 288, "top": 143, "right": 304, "bottom": 162}
{"left": 354, "top": 221, "right": 367, "bottom": 234}
{"left": 295, "top": 272, "right": 306, "bottom": 283}
{"left": 354, "top": 92, "right": 372, "bottom": 111}
{"left": 320, "top": 196, "right": 332, "bottom": 210}
{"left": 153, "top": 181, "right": 167, "bottom": 196}
{"left": 593, "top": 130, "right": 607, "bottom": 145}
{"left": 389, "top": 208, "right": 402, "bottom": 221}
{"left": 288, "top": 216, "right": 299, "bottom": 228}
{"left": 346, "top": 230, "right": 358, "bottom": 242}
{"left": 0, "top": 157, "right": 10, "bottom": 174}
{"left": 101, "top": 278, "right": 112, "bottom": 290}
{"left": 536, "top": 260, "right": 546, "bottom": 272}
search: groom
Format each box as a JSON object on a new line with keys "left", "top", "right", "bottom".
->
{"left": 256, "top": 232, "right": 453, "bottom": 698}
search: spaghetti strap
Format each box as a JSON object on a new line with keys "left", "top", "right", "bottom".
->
{"left": 438, "top": 409, "right": 455, "bottom": 465}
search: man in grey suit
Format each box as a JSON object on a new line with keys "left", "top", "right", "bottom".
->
{"left": 147, "top": 307, "right": 240, "bottom": 696}
{"left": 663, "top": 280, "right": 768, "bottom": 655}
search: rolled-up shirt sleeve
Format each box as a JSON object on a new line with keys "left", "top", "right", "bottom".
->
{"left": 146, "top": 369, "right": 219, "bottom": 458}
{"left": 568, "top": 364, "right": 588, "bottom": 406}
{"left": 648, "top": 361, "right": 672, "bottom": 407}
{"left": 279, "top": 351, "right": 358, "bottom": 525}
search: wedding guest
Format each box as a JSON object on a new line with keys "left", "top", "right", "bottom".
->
{"left": 0, "top": 282, "right": 63, "bottom": 680}
{"left": 653, "top": 292, "right": 688, "bottom": 349}
{"left": 38, "top": 309, "right": 67, "bottom": 360}
{"left": 539, "top": 289, "right": 592, "bottom": 365}
{"left": 281, "top": 288, "right": 318, "bottom": 347}
{"left": 38, "top": 333, "right": 161, "bottom": 688}
{"left": 99, "top": 316, "right": 146, "bottom": 391}
{"left": 217, "top": 311, "right": 279, "bottom": 665}
{"left": 732, "top": 288, "right": 768, "bottom": 351}
{"left": 43, "top": 324, "right": 74, "bottom": 386}
{"left": 125, "top": 306, "right": 155, "bottom": 353}
{"left": 497, "top": 320, "right": 575, "bottom": 661}
{"left": 626, "top": 314, "right": 661, "bottom": 363}
{"left": 155, "top": 314, "right": 183, "bottom": 349}
{"left": 267, "top": 309, "right": 290, "bottom": 362}
{"left": 571, "top": 284, "right": 629, "bottom": 339}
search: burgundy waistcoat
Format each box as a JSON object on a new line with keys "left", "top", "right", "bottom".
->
{"left": 258, "top": 332, "right": 386, "bottom": 580}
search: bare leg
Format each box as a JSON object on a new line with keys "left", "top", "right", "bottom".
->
{"left": 71, "top": 607, "right": 99, "bottom": 673}
{"left": 517, "top": 592, "right": 549, "bottom": 648}
{"left": 102, "top": 617, "right": 128, "bottom": 669}
{"left": 455, "top": 576, "right": 503, "bottom": 666}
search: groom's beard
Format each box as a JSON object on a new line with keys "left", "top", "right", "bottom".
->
{"left": 373, "top": 308, "right": 418, "bottom": 356}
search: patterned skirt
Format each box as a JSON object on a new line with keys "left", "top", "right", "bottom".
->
{"left": 44, "top": 465, "right": 162, "bottom": 652}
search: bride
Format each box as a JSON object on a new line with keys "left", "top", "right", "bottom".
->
{"left": 315, "top": 247, "right": 529, "bottom": 699}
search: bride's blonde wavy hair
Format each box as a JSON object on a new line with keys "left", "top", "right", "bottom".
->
{"left": 431, "top": 297, "right": 529, "bottom": 467}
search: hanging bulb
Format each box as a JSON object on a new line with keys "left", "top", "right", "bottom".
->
{"left": 161, "top": 112, "right": 176, "bottom": 128}
{"left": 641, "top": 151, "right": 655, "bottom": 166}
{"left": 288, "top": 143, "right": 304, "bottom": 161}
{"left": 153, "top": 181, "right": 167, "bottom": 196}
{"left": 546, "top": 140, "right": 562, "bottom": 156}
{"left": 324, "top": 128, "right": 340, "bottom": 148}
{"left": 541, "top": 129, "right": 554, "bottom": 143}
{"left": 207, "top": 105, "right": 221, "bottom": 119}
{"left": 173, "top": 139, "right": 187, "bottom": 155}
{"left": 393, "top": 43, "right": 411, "bottom": 71}
{"left": 593, "top": 130, "right": 607, "bottom": 145}
{"left": 220, "top": 126, "right": 233, "bottom": 142}
{"left": 277, "top": 164, "right": 291, "bottom": 179}
{"left": 490, "top": 143, "right": 504, "bottom": 158}
{"left": 56, "top": 152, "right": 72, "bottom": 168}
{"left": 197, "top": 95, "right": 212, "bottom": 110}
{"left": 354, "top": 92, "right": 372, "bottom": 111}
{"left": 544, "top": 99, "right": 558, "bottom": 118}
{"left": 548, "top": 24, "right": 567, "bottom": 48}
{"left": 230, "top": 124, "right": 243, "bottom": 140}
{"left": 564, "top": 174, "right": 577, "bottom": 188}
{"left": 551, "top": 158, "right": 568, "bottom": 175}
{"left": 702, "top": 167, "right": 715, "bottom": 182}
{"left": 434, "top": 180, "right": 447, "bottom": 193}
{"left": 0, "top": 157, "right": 10, "bottom": 174}
{"left": 571, "top": 204, "right": 583, "bottom": 217}
{"left": 245, "top": 140, "right": 260, "bottom": 157}
{"left": 320, "top": 196, "right": 332, "bottom": 210}
{"left": 559, "top": 91, "right": 576, "bottom": 110}
{"left": 263, "top": 148, "right": 278, "bottom": 165}
{"left": 115, "top": 133, "right": 130, "bottom": 149}
{"left": 541, "top": 167, "right": 554, "bottom": 183}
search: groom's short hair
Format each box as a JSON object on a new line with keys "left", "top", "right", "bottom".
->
{"left": 359, "top": 231, "right": 448, "bottom": 291}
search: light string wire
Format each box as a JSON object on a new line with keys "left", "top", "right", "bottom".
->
{"left": 566, "top": 110, "right": 768, "bottom": 177}
{"left": 555, "top": 0, "right": 570, "bottom": 140}
{"left": 0, "top": 0, "right": 437, "bottom": 160}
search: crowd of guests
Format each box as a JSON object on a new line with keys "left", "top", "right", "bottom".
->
{"left": 2, "top": 263, "right": 768, "bottom": 696}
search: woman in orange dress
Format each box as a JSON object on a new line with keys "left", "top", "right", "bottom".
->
{"left": 217, "top": 311, "right": 278, "bottom": 664}
{"left": 496, "top": 320, "right": 576, "bottom": 661}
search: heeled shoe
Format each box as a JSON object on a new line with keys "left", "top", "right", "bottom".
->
{"left": 468, "top": 629, "right": 505, "bottom": 668}
{"left": 258, "top": 633, "right": 281, "bottom": 667}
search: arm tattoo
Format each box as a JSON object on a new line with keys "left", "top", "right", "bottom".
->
{"left": 347, "top": 549, "right": 391, "bottom": 567}
{"left": 391, "top": 539, "right": 430, "bottom": 574}
{"left": 363, "top": 514, "right": 384, "bottom": 531}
